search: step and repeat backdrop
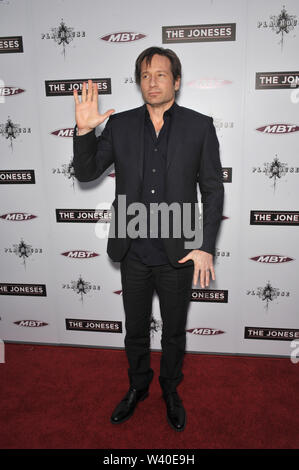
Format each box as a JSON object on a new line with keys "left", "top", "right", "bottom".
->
{"left": 1, "top": 0, "right": 298, "bottom": 357}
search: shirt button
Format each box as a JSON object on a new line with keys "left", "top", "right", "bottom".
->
{"left": 151, "top": 189, "right": 155, "bottom": 194}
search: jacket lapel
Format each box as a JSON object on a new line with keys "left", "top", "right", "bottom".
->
{"left": 166, "top": 103, "right": 181, "bottom": 171}
{"left": 131, "top": 105, "right": 146, "bottom": 182}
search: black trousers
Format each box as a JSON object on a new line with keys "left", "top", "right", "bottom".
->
{"left": 120, "top": 253, "right": 193, "bottom": 394}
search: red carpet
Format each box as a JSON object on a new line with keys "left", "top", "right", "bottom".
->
{"left": 0, "top": 343, "right": 298, "bottom": 449}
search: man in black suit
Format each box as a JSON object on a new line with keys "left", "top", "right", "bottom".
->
{"left": 73, "top": 47, "right": 224, "bottom": 431}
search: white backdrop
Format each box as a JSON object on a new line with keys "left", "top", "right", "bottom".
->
{"left": 0, "top": 0, "right": 298, "bottom": 357}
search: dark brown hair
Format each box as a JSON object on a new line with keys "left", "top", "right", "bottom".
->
{"left": 135, "top": 46, "right": 182, "bottom": 85}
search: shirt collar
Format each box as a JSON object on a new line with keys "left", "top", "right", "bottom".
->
{"left": 145, "top": 101, "right": 177, "bottom": 121}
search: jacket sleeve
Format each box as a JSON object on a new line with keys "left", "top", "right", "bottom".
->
{"left": 197, "top": 117, "right": 224, "bottom": 256}
{"left": 73, "top": 117, "right": 114, "bottom": 182}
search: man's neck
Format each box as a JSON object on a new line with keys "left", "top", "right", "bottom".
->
{"left": 146, "top": 99, "right": 174, "bottom": 132}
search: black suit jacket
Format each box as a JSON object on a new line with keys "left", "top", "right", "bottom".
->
{"left": 73, "top": 102, "right": 224, "bottom": 268}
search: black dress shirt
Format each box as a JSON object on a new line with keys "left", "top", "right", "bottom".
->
{"left": 127, "top": 103, "right": 175, "bottom": 266}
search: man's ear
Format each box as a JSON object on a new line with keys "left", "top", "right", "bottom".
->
{"left": 174, "top": 76, "right": 181, "bottom": 92}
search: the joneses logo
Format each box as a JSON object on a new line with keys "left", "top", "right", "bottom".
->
{"left": 162, "top": 23, "right": 236, "bottom": 43}
{"left": 45, "top": 79, "right": 111, "bottom": 97}
{"left": 245, "top": 326, "right": 299, "bottom": 341}
{"left": 191, "top": 289, "right": 228, "bottom": 302}
{"left": 0, "top": 170, "right": 35, "bottom": 184}
{"left": 0, "top": 36, "right": 23, "bottom": 53}
{"left": 41, "top": 19, "right": 86, "bottom": 58}
{"left": 100, "top": 32, "right": 146, "bottom": 43}
{"left": 222, "top": 167, "right": 232, "bottom": 183}
{"left": 257, "top": 6, "right": 297, "bottom": 50}
{"left": 250, "top": 210, "right": 299, "bottom": 225}
{"left": 0, "top": 283, "right": 46, "bottom": 296}
{"left": 65, "top": 319, "right": 122, "bottom": 333}
{"left": 256, "top": 72, "right": 299, "bottom": 89}
{"left": 56, "top": 209, "right": 111, "bottom": 223}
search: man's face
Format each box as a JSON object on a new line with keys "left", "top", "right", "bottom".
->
{"left": 140, "top": 54, "right": 180, "bottom": 108}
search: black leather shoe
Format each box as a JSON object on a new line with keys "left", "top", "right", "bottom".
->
{"left": 110, "top": 387, "right": 149, "bottom": 424}
{"left": 163, "top": 391, "right": 186, "bottom": 431}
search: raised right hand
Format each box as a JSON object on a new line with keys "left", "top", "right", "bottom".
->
{"left": 73, "top": 80, "right": 115, "bottom": 134}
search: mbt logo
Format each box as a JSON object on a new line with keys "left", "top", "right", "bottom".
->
{"left": 61, "top": 250, "right": 99, "bottom": 259}
{"left": 51, "top": 128, "right": 74, "bottom": 137}
{"left": 100, "top": 32, "right": 146, "bottom": 43}
{"left": 14, "top": 320, "right": 48, "bottom": 327}
{"left": 256, "top": 124, "right": 299, "bottom": 134}
{"left": 113, "top": 290, "right": 122, "bottom": 295}
{"left": 250, "top": 255, "right": 294, "bottom": 264}
{"left": 0, "top": 87, "right": 25, "bottom": 96}
{"left": 0, "top": 212, "right": 37, "bottom": 221}
{"left": 186, "top": 328, "right": 225, "bottom": 335}
{"left": 187, "top": 79, "right": 232, "bottom": 89}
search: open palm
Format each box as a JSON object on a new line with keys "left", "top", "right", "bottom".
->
{"left": 73, "top": 79, "right": 115, "bottom": 131}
